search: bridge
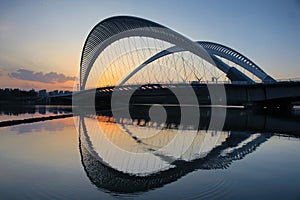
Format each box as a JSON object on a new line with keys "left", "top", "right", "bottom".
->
{"left": 72, "top": 16, "right": 300, "bottom": 193}
{"left": 72, "top": 16, "right": 300, "bottom": 109}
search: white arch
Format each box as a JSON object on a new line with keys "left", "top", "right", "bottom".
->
{"left": 119, "top": 41, "right": 276, "bottom": 85}
{"left": 198, "top": 41, "right": 276, "bottom": 83}
{"left": 80, "top": 16, "right": 215, "bottom": 90}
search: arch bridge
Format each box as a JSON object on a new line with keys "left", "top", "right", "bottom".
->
{"left": 74, "top": 16, "right": 300, "bottom": 109}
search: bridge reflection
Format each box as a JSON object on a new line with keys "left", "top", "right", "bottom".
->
{"left": 77, "top": 106, "right": 300, "bottom": 193}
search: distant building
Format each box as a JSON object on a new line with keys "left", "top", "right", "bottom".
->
{"left": 29, "top": 89, "right": 36, "bottom": 96}
{"left": 64, "top": 90, "right": 72, "bottom": 95}
{"left": 38, "top": 89, "right": 47, "bottom": 97}
{"left": 48, "top": 90, "right": 58, "bottom": 96}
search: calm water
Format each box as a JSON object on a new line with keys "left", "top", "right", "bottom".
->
{"left": 0, "top": 105, "right": 72, "bottom": 122}
{"left": 0, "top": 106, "right": 300, "bottom": 199}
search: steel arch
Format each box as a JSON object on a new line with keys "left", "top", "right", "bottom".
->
{"left": 119, "top": 41, "right": 275, "bottom": 85}
{"left": 198, "top": 41, "right": 275, "bottom": 83}
{"left": 80, "top": 16, "right": 214, "bottom": 90}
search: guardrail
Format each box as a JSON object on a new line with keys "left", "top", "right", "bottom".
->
{"left": 276, "top": 78, "right": 300, "bottom": 82}
{"left": 79, "top": 79, "right": 300, "bottom": 93}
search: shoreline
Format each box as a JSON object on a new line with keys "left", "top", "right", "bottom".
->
{"left": 0, "top": 114, "right": 73, "bottom": 128}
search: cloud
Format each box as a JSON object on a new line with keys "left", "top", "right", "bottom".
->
{"left": 9, "top": 69, "right": 75, "bottom": 84}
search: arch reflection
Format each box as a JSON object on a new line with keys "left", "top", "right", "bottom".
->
{"left": 77, "top": 107, "right": 300, "bottom": 193}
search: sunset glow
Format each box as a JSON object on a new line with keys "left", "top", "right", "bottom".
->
{"left": 1, "top": 0, "right": 299, "bottom": 91}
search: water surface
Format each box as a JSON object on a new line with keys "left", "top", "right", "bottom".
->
{"left": 0, "top": 106, "right": 300, "bottom": 199}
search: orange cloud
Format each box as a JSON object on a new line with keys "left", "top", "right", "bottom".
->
{"left": 0, "top": 70, "right": 75, "bottom": 91}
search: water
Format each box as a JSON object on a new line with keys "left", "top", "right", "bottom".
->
{"left": 0, "top": 105, "right": 300, "bottom": 199}
{"left": 0, "top": 105, "right": 72, "bottom": 122}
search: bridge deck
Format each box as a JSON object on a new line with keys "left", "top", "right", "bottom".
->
{"left": 73, "top": 81, "right": 300, "bottom": 109}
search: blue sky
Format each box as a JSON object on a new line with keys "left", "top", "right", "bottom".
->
{"left": 0, "top": 0, "right": 299, "bottom": 89}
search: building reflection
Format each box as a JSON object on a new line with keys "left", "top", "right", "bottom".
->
{"left": 0, "top": 105, "right": 72, "bottom": 116}
{"left": 77, "top": 106, "right": 300, "bottom": 193}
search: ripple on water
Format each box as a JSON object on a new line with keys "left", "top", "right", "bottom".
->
{"left": 178, "top": 174, "right": 232, "bottom": 200}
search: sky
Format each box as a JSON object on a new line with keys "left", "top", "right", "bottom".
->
{"left": 0, "top": 0, "right": 299, "bottom": 90}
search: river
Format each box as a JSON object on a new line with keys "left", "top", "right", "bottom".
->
{"left": 0, "top": 105, "right": 299, "bottom": 199}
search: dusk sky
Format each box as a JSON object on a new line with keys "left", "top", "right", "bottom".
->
{"left": 0, "top": 0, "right": 299, "bottom": 90}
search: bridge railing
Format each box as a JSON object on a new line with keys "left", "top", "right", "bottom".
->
{"left": 276, "top": 78, "right": 300, "bottom": 82}
{"left": 82, "top": 78, "right": 300, "bottom": 94}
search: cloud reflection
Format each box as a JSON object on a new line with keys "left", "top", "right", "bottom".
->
{"left": 10, "top": 119, "right": 73, "bottom": 134}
